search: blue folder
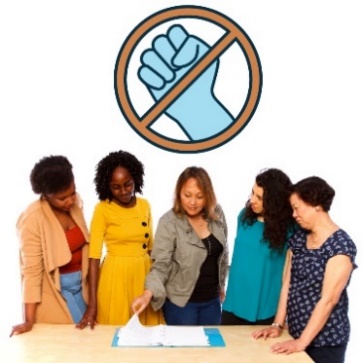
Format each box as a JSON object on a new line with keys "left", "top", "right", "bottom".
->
{"left": 111, "top": 327, "right": 226, "bottom": 347}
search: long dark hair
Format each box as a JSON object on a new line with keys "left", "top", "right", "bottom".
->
{"left": 243, "top": 168, "right": 295, "bottom": 249}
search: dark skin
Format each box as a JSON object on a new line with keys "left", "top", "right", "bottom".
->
{"left": 76, "top": 167, "right": 136, "bottom": 329}
{"left": 10, "top": 182, "right": 77, "bottom": 337}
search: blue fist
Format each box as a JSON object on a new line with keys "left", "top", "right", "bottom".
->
{"left": 138, "top": 24, "right": 233, "bottom": 141}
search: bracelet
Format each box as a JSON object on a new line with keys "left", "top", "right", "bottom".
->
{"left": 271, "top": 322, "right": 284, "bottom": 330}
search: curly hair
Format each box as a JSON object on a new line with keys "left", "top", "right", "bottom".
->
{"left": 290, "top": 176, "right": 335, "bottom": 212}
{"left": 30, "top": 155, "right": 74, "bottom": 195}
{"left": 173, "top": 166, "right": 218, "bottom": 221}
{"left": 94, "top": 150, "right": 144, "bottom": 201}
{"left": 243, "top": 168, "right": 295, "bottom": 249}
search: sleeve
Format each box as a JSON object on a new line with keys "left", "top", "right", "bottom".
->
{"left": 216, "top": 205, "right": 229, "bottom": 289}
{"left": 146, "top": 199, "right": 154, "bottom": 252}
{"left": 331, "top": 231, "right": 358, "bottom": 269}
{"left": 146, "top": 215, "right": 176, "bottom": 310}
{"left": 236, "top": 208, "right": 244, "bottom": 234}
{"left": 287, "top": 230, "right": 297, "bottom": 250}
{"left": 88, "top": 203, "right": 107, "bottom": 259}
{"left": 17, "top": 213, "right": 44, "bottom": 303}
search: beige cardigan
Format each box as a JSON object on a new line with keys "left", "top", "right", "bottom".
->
{"left": 16, "top": 195, "right": 89, "bottom": 323}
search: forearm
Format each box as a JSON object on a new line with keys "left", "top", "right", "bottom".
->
{"left": 24, "top": 303, "right": 37, "bottom": 324}
{"left": 273, "top": 252, "right": 291, "bottom": 327}
{"left": 298, "top": 298, "right": 336, "bottom": 347}
{"left": 273, "top": 282, "right": 288, "bottom": 327}
{"left": 88, "top": 258, "right": 100, "bottom": 307}
{"left": 298, "top": 255, "right": 354, "bottom": 347}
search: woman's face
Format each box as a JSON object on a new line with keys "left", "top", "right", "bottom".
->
{"left": 290, "top": 193, "right": 316, "bottom": 230}
{"left": 180, "top": 177, "right": 205, "bottom": 217}
{"left": 250, "top": 183, "right": 264, "bottom": 215}
{"left": 45, "top": 181, "right": 76, "bottom": 212}
{"left": 109, "top": 166, "right": 135, "bottom": 207}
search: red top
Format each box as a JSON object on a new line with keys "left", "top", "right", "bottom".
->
{"left": 59, "top": 225, "right": 86, "bottom": 274}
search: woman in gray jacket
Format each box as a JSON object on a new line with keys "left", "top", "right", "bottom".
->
{"left": 132, "top": 166, "right": 228, "bottom": 325}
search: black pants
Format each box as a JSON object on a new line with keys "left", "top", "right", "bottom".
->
{"left": 305, "top": 344, "right": 347, "bottom": 363}
{"left": 221, "top": 310, "right": 274, "bottom": 325}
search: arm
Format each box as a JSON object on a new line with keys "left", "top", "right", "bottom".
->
{"left": 10, "top": 303, "right": 37, "bottom": 337}
{"left": 216, "top": 204, "right": 228, "bottom": 300}
{"left": 76, "top": 203, "right": 104, "bottom": 329}
{"left": 270, "top": 254, "right": 354, "bottom": 355}
{"left": 132, "top": 215, "right": 176, "bottom": 313}
{"left": 76, "top": 258, "right": 100, "bottom": 329}
{"left": 11, "top": 213, "right": 44, "bottom": 336}
{"left": 252, "top": 249, "right": 292, "bottom": 340}
{"left": 147, "top": 200, "right": 154, "bottom": 257}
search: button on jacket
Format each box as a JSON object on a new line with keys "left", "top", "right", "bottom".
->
{"left": 146, "top": 205, "right": 228, "bottom": 311}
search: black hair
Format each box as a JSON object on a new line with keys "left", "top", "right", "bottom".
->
{"left": 290, "top": 176, "right": 335, "bottom": 212}
{"left": 243, "top": 168, "right": 295, "bottom": 249}
{"left": 30, "top": 155, "right": 74, "bottom": 195}
{"left": 94, "top": 150, "right": 144, "bottom": 201}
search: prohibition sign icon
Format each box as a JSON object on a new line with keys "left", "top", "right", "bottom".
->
{"left": 115, "top": 6, "right": 262, "bottom": 153}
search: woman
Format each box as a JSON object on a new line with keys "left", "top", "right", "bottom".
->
{"left": 132, "top": 166, "right": 229, "bottom": 325}
{"left": 11, "top": 155, "right": 89, "bottom": 336}
{"left": 77, "top": 150, "right": 163, "bottom": 328}
{"left": 222, "top": 168, "right": 296, "bottom": 325}
{"left": 252, "top": 176, "right": 357, "bottom": 363}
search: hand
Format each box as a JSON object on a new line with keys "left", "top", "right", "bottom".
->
{"left": 75, "top": 306, "right": 97, "bottom": 330}
{"left": 251, "top": 326, "right": 282, "bottom": 340}
{"left": 270, "top": 338, "right": 307, "bottom": 355}
{"left": 220, "top": 290, "right": 226, "bottom": 303}
{"left": 132, "top": 290, "right": 153, "bottom": 315}
{"left": 138, "top": 24, "right": 234, "bottom": 140}
{"left": 10, "top": 321, "right": 33, "bottom": 337}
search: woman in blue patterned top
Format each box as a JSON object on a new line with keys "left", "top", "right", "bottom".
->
{"left": 252, "top": 176, "right": 357, "bottom": 363}
{"left": 222, "top": 168, "right": 296, "bottom": 325}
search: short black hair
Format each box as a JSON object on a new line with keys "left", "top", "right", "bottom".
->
{"left": 94, "top": 150, "right": 144, "bottom": 201}
{"left": 30, "top": 155, "right": 74, "bottom": 195}
{"left": 290, "top": 176, "right": 335, "bottom": 212}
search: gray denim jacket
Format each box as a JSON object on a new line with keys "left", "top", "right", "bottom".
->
{"left": 146, "top": 205, "right": 228, "bottom": 310}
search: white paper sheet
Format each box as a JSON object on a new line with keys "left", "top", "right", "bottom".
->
{"left": 117, "top": 314, "right": 210, "bottom": 347}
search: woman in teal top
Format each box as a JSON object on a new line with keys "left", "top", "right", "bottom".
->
{"left": 222, "top": 168, "right": 296, "bottom": 325}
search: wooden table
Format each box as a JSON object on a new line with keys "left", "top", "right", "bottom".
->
{"left": 1, "top": 324, "right": 313, "bottom": 362}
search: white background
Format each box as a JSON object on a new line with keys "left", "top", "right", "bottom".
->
{"left": 0, "top": 1, "right": 362, "bottom": 361}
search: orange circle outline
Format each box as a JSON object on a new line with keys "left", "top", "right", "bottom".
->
{"left": 115, "top": 6, "right": 262, "bottom": 153}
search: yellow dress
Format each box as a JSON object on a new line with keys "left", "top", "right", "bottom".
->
{"left": 88, "top": 197, "right": 164, "bottom": 325}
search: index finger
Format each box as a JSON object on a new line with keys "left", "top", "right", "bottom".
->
{"left": 89, "top": 319, "right": 97, "bottom": 330}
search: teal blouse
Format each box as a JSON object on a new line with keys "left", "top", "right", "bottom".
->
{"left": 222, "top": 208, "right": 288, "bottom": 321}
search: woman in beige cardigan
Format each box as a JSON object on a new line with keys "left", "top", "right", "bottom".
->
{"left": 10, "top": 156, "right": 89, "bottom": 336}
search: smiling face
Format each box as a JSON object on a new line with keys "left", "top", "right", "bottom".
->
{"left": 180, "top": 177, "right": 206, "bottom": 217}
{"left": 109, "top": 166, "right": 135, "bottom": 207}
{"left": 44, "top": 181, "right": 77, "bottom": 212}
{"left": 290, "top": 193, "right": 316, "bottom": 230}
{"left": 250, "top": 183, "right": 264, "bottom": 215}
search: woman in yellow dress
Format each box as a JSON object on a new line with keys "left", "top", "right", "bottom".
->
{"left": 77, "top": 150, "right": 163, "bottom": 328}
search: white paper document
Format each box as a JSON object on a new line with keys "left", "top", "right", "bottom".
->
{"left": 117, "top": 314, "right": 210, "bottom": 347}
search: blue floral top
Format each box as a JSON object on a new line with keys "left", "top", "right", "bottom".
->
{"left": 287, "top": 229, "right": 357, "bottom": 347}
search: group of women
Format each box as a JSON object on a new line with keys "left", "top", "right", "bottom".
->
{"left": 11, "top": 150, "right": 357, "bottom": 363}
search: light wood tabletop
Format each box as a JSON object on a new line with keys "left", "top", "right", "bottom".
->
{"left": 1, "top": 324, "right": 313, "bottom": 362}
